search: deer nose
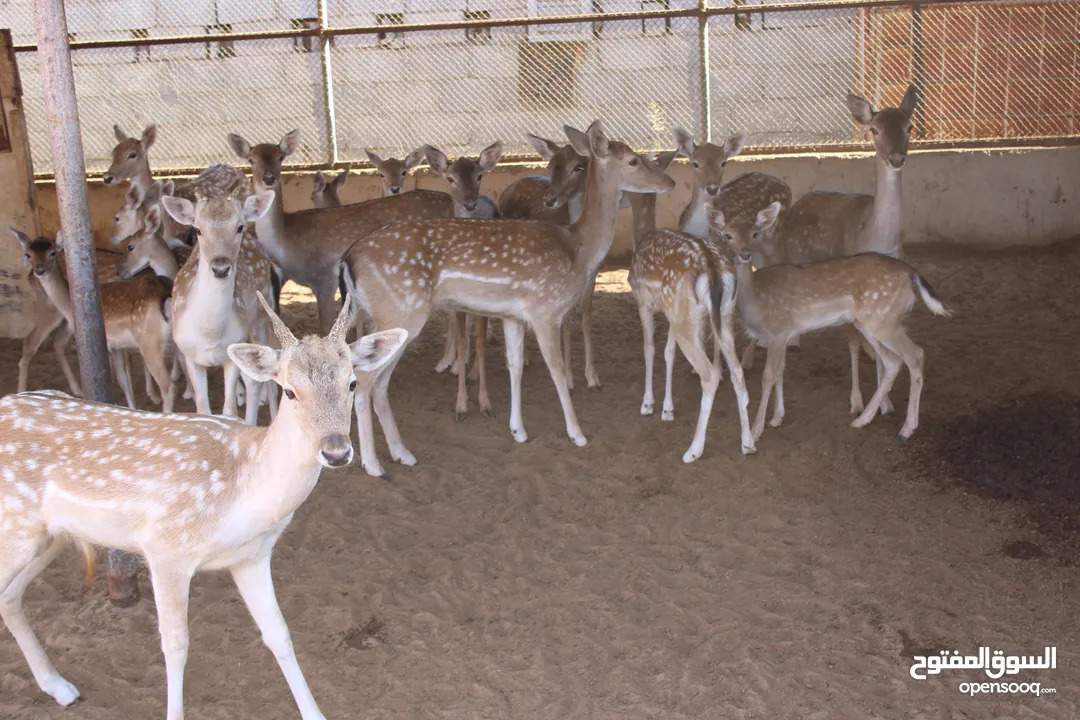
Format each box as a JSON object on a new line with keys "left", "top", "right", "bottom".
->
{"left": 464, "top": 201, "right": 477, "bottom": 212}
{"left": 210, "top": 262, "right": 232, "bottom": 279}
{"left": 103, "top": 174, "right": 115, "bottom": 184}
{"left": 706, "top": 185, "right": 720, "bottom": 196}
{"left": 318, "top": 434, "right": 353, "bottom": 468}
{"left": 33, "top": 267, "right": 46, "bottom": 277}
{"left": 888, "top": 154, "right": 906, "bottom": 169}
{"left": 390, "top": 186, "right": 401, "bottom": 194}
{"left": 262, "top": 174, "right": 277, "bottom": 186}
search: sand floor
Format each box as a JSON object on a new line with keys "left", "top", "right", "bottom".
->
{"left": 1, "top": 242, "right": 1078, "bottom": 719}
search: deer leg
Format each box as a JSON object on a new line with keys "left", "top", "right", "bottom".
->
{"left": 372, "top": 350, "right": 416, "bottom": 467}
{"left": 752, "top": 344, "right": 785, "bottom": 441}
{"left": 314, "top": 283, "right": 340, "bottom": 338}
{"left": 143, "top": 354, "right": 162, "bottom": 405}
{"left": 354, "top": 374, "right": 386, "bottom": 479}
{"left": 475, "top": 316, "right": 492, "bottom": 417}
{"left": 851, "top": 332, "right": 902, "bottom": 429}
{"left": 436, "top": 313, "right": 459, "bottom": 374}
{"left": 847, "top": 325, "right": 865, "bottom": 415}
{"left": 0, "top": 538, "right": 79, "bottom": 706}
{"left": 712, "top": 331, "right": 723, "bottom": 381}
{"left": 866, "top": 333, "right": 895, "bottom": 415}
{"left": 222, "top": 361, "right": 242, "bottom": 418}
{"left": 636, "top": 299, "right": 656, "bottom": 416}
{"left": 231, "top": 556, "right": 326, "bottom": 720}
{"left": 769, "top": 350, "right": 788, "bottom": 428}
{"left": 17, "top": 323, "right": 51, "bottom": 393}
{"left": 139, "top": 341, "right": 176, "bottom": 414}
{"left": 243, "top": 375, "right": 261, "bottom": 426}
{"left": 112, "top": 350, "right": 137, "bottom": 409}
{"left": 172, "top": 350, "right": 194, "bottom": 400}
{"left": 185, "top": 359, "right": 211, "bottom": 415}
{"left": 454, "top": 312, "right": 470, "bottom": 421}
{"left": 716, "top": 308, "right": 755, "bottom": 455}
{"left": 874, "top": 328, "right": 925, "bottom": 440}
{"left": 662, "top": 326, "right": 677, "bottom": 421}
{"left": 467, "top": 315, "right": 482, "bottom": 382}
{"left": 740, "top": 339, "right": 758, "bottom": 370}
{"left": 671, "top": 320, "right": 721, "bottom": 464}
{"left": 534, "top": 321, "right": 586, "bottom": 447}
{"left": 146, "top": 561, "right": 194, "bottom": 720}
{"left": 503, "top": 319, "right": 528, "bottom": 443}
{"left": 581, "top": 290, "right": 600, "bottom": 390}
{"left": 49, "top": 322, "right": 83, "bottom": 397}
{"left": 561, "top": 321, "right": 574, "bottom": 391}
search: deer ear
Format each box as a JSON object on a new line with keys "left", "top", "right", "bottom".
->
{"left": 364, "top": 148, "right": 383, "bottom": 166}
{"left": 757, "top": 201, "right": 783, "bottom": 229}
{"left": 125, "top": 183, "right": 143, "bottom": 210}
{"left": 404, "top": 147, "right": 426, "bottom": 172}
{"left": 673, "top": 128, "right": 695, "bottom": 158}
{"left": 424, "top": 145, "right": 449, "bottom": 175}
{"left": 144, "top": 205, "right": 162, "bottom": 236}
{"left": 846, "top": 93, "right": 875, "bottom": 125}
{"left": 900, "top": 84, "right": 918, "bottom": 116}
{"left": 312, "top": 171, "right": 327, "bottom": 193}
{"left": 10, "top": 226, "right": 33, "bottom": 250}
{"left": 280, "top": 129, "right": 300, "bottom": 157}
{"left": 54, "top": 230, "right": 64, "bottom": 251}
{"left": 162, "top": 180, "right": 176, "bottom": 197}
{"left": 526, "top": 134, "right": 560, "bottom": 161}
{"left": 143, "top": 181, "right": 163, "bottom": 207}
{"left": 161, "top": 196, "right": 196, "bottom": 226}
{"left": 564, "top": 125, "right": 589, "bottom": 156}
{"left": 585, "top": 120, "right": 610, "bottom": 159}
{"left": 654, "top": 149, "right": 678, "bottom": 172}
{"left": 724, "top": 132, "right": 747, "bottom": 159}
{"left": 141, "top": 124, "right": 158, "bottom": 150}
{"left": 243, "top": 191, "right": 275, "bottom": 222}
{"left": 227, "top": 343, "right": 281, "bottom": 383}
{"left": 228, "top": 133, "right": 252, "bottom": 160}
{"left": 349, "top": 328, "right": 409, "bottom": 373}
{"left": 478, "top": 141, "right": 503, "bottom": 173}
{"left": 707, "top": 206, "right": 725, "bottom": 232}
{"left": 334, "top": 167, "right": 350, "bottom": 189}
{"left": 113, "top": 124, "right": 128, "bottom": 141}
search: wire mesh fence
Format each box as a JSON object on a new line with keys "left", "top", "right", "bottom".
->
{"left": 7, "top": 0, "right": 1078, "bottom": 176}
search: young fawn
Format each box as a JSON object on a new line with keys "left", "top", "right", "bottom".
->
{"left": 498, "top": 133, "right": 589, "bottom": 224}
{"left": 0, "top": 295, "right": 408, "bottom": 720}
{"left": 719, "top": 200, "right": 950, "bottom": 441}
{"left": 341, "top": 121, "right": 675, "bottom": 478}
{"left": 310, "top": 166, "right": 350, "bottom": 208}
{"left": 365, "top": 146, "right": 426, "bottom": 197}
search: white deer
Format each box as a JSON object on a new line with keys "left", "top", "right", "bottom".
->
{"left": 0, "top": 294, "right": 407, "bottom": 720}
{"left": 340, "top": 121, "right": 674, "bottom": 478}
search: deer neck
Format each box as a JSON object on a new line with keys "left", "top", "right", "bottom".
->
{"left": 131, "top": 162, "right": 154, "bottom": 196}
{"left": 36, "top": 270, "right": 74, "bottom": 327}
{"left": 254, "top": 187, "right": 289, "bottom": 264}
{"left": 149, "top": 238, "right": 180, "bottom": 279}
{"left": 185, "top": 252, "right": 239, "bottom": 334}
{"left": 569, "top": 162, "right": 623, "bottom": 276}
{"left": 733, "top": 264, "right": 764, "bottom": 332}
{"left": 865, "top": 160, "right": 904, "bottom": 257}
{"left": 236, "top": 400, "right": 324, "bottom": 521}
{"left": 629, "top": 194, "right": 657, "bottom": 250}
{"left": 566, "top": 192, "right": 585, "bottom": 225}
{"left": 679, "top": 187, "right": 712, "bottom": 239}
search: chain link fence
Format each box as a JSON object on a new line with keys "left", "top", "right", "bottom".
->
{"left": 6, "top": 0, "right": 1078, "bottom": 176}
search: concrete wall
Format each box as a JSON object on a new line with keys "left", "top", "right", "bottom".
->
{"left": 35, "top": 144, "right": 1080, "bottom": 263}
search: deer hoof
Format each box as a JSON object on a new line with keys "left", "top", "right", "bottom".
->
{"left": 43, "top": 676, "right": 80, "bottom": 706}
{"left": 640, "top": 402, "right": 653, "bottom": 416}
{"left": 588, "top": 381, "right": 603, "bottom": 392}
{"left": 682, "top": 448, "right": 701, "bottom": 463}
{"left": 511, "top": 428, "right": 528, "bottom": 443}
{"left": 480, "top": 405, "right": 493, "bottom": 418}
{"left": 741, "top": 443, "right": 757, "bottom": 455}
{"left": 378, "top": 473, "right": 392, "bottom": 482}
{"left": 393, "top": 450, "right": 417, "bottom": 466}
{"left": 661, "top": 409, "right": 674, "bottom": 422}
{"left": 569, "top": 433, "right": 587, "bottom": 447}
{"left": 769, "top": 416, "right": 784, "bottom": 429}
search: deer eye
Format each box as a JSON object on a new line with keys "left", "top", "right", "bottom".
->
{"left": 128, "top": 152, "right": 137, "bottom": 159}
{"left": 284, "top": 388, "right": 296, "bottom": 400}
{"left": 50, "top": 250, "right": 58, "bottom": 257}
{"left": 692, "top": 161, "right": 700, "bottom": 168}
{"left": 629, "top": 158, "right": 640, "bottom": 167}
{"left": 349, "top": 379, "right": 357, "bottom": 392}
{"left": 723, "top": 232, "right": 733, "bottom": 241}
{"left": 870, "top": 127, "right": 880, "bottom": 136}
{"left": 127, "top": 244, "right": 135, "bottom": 252}
{"left": 573, "top": 164, "right": 585, "bottom": 173}
{"left": 721, "top": 161, "right": 727, "bottom": 167}
{"left": 237, "top": 225, "right": 244, "bottom": 233}
{"left": 476, "top": 173, "right": 483, "bottom": 181}
{"left": 906, "top": 124, "right": 913, "bottom": 134}
{"left": 24, "top": 253, "right": 29, "bottom": 259}
{"left": 752, "top": 231, "right": 760, "bottom": 240}
{"left": 279, "top": 154, "right": 286, "bottom": 162}
{"left": 447, "top": 177, "right": 456, "bottom": 184}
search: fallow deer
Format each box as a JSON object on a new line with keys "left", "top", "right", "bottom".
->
{"left": 720, "top": 200, "right": 948, "bottom": 441}
{"left": 8, "top": 229, "right": 83, "bottom": 397}
{"left": 103, "top": 123, "right": 157, "bottom": 192}
{"left": 310, "top": 167, "right": 350, "bottom": 209}
{"left": 498, "top": 134, "right": 589, "bottom": 225}
{"left": 0, "top": 295, "right": 408, "bottom": 720}
{"left": 341, "top": 121, "right": 675, "bottom": 478}
{"left": 365, "top": 147, "right": 426, "bottom": 197}
{"left": 13, "top": 224, "right": 177, "bottom": 412}
{"left": 751, "top": 86, "right": 919, "bottom": 416}
{"left": 228, "top": 130, "right": 456, "bottom": 335}
{"left": 164, "top": 190, "right": 278, "bottom": 424}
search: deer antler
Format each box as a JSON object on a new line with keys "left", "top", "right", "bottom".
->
{"left": 327, "top": 295, "right": 352, "bottom": 343}
{"left": 256, "top": 291, "right": 298, "bottom": 348}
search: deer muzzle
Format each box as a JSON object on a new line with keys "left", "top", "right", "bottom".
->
{"left": 318, "top": 433, "right": 353, "bottom": 468}
{"left": 210, "top": 260, "right": 232, "bottom": 279}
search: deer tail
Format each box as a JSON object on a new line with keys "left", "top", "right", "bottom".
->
{"left": 912, "top": 272, "right": 951, "bottom": 317}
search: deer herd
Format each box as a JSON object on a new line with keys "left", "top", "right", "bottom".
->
{"left": 1, "top": 84, "right": 952, "bottom": 719}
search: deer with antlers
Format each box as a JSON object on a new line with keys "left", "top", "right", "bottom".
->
{"left": 228, "top": 130, "right": 459, "bottom": 335}
{"left": 0, "top": 294, "right": 407, "bottom": 720}
{"left": 366, "top": 147, "right": 427, "bottom": 197}
{"left": 717, "top": 199, "right": 948, "bottom": 441}
{"left": 340, "top": 121, "right": 674, "bottom": 477}
{"left": 163, "top": 190, "right": 278, "bottom": 424}
{"left": 310, "top": 167, "right": 351, "bottom": 209}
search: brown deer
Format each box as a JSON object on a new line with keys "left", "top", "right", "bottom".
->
{"left": 341, "top": 121, "right": 674, "bottom": 478}
{"left": 228, "top": 130, "right": 457, "bottom": 334}
{"left": 498, "top": 134, "right": 589, "bottom": 224}
{"left": 0, "top": 296, "right": 407, "bottom": 719}
{"left": 310, "top": 166, "right": 350, "bottom": 209}
{"left": 719, "top": 200, "right": 948, "bottom": 441}
{"left": 749, "top": 86, "right": 919, "bottom": 416}
{"left": 365, "top": 147, "right": 427, "bottom": 197}
{"left": 103, "top": 123, "right": 157, "bottom": 192}
{"left": 7, "top": 229, "right": 83, "bottom": 397}
{"left": 13, "top": 223, "right": 176, "bottom": 412}
{"left": 163, "top": 190, "right": 278, "bottom": 424}
{"left": 674, "top": 128, "right": 748, "bottom": 238}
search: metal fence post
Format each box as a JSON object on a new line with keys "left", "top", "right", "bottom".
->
{"left": 697, "top": 1, "right": 712, "bottom": 143}
{"left": 31, "top": 0, "right": 141, "bottom": 607}
{"left": 318, "top": 0, "right": 338, "bottom": 165}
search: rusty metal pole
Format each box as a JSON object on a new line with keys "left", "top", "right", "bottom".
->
{"left": 31, "top": 0, "right": 141, "bottom": 608}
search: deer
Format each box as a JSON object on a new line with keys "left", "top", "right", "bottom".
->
{"left": 498, "top": 134, "right": 589, "bottom": 225}
{"left": 718, "top": 199, "right": 948, "bottom": 442}
{"left": 228, "top": 129, "right": 457, "bottom": 335}
{"left": 310, "top": 167, "right": 350, "bottom": 209}
{"left": 103, "top": 123, "right": 157, "bottom": 192}
{"left": 0, "top": 294, "right": 408, "bottom": 720}
{"left": 340, "top": 121, "right": 675, "bottom": 478}
{"left": 7, "top": 229, "right": 83, "bottom": 397}
{"left": 365, "top": 147, "right": 427, "bottom": 197}
{"left": 163, "top": 190, "right": 278, "bottom": 425}
{"left": 747, "top": 86, "right": 919, "bottom": 417}
{"left": 627, "top": 204, "right": 755, "bottom": 462}
{"left": 12, "top": 224, "right": 177, "bottom": 412}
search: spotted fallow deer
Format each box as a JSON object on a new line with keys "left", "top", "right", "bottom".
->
{"left": 163, "top": 190, "right": 278, "bottom": 424}
{"left": 719, "top": 199, "right": 948, "bottom": 442}
{"left": 366, "top": 147, "right": 427, "bottom": 197}
{"left": 498, "top": 133, "right": 589, "bottom": 225}
{"left": 228, "top": 130, "right": 457, "bottom": 335}
{"left": 751, "top": 86, "right": 918, "bottom": 416}
{"left": 0, "top": 295, "right": 408, "bottom": 720}
{"left": 7, "top": 229, "right": 83, "bottom": 397}
{"left": 103, "top": 124, "right": 157, "bottom": 192}
{"left": 310, "top": 167, "right": 350, "bottom": 209}
{"left": 341, "top": 121, "right": 675, "bottom": 478}
{"left": 673, "top": 128, "right": 750, "bottom": 238}
{"left": 12, "top": 223, "right": 177, "bottom": 412}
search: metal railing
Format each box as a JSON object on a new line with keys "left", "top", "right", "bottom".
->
{"left": 7, "top": 0, "right": 1078, "bottom": 178}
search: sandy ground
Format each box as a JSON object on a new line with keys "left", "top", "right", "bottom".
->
{"left": 1, "top": 241, "right": 1079, "bottom": 719}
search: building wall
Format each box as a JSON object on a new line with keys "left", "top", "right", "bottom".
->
{"left": 34, "top": 144, "right": 1080, "bottom": 264}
